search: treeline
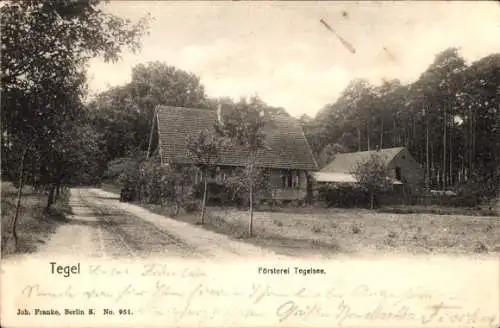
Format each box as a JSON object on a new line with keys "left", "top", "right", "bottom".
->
{"left": 301, "top": 48, "right": 499, "bottom": 198}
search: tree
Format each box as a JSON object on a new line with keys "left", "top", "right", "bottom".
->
{"left": 131, "top": 61, "right": 207, "bottom": 110}
{"left": 89, "top": 62, "right": 208, "bottom": 163}
{"left": 415, "top": 48, "right": 467, "bottom": 189}
{"left": 87, "top": 84, "right": 144, "bottom": 163}
{"left": 350, "top": 153, "right": 392, "bottom": 209}
{"left": 216, "top": 97, "right": 269, "bottom": 236}
{"left": 1, "top": 0, "right": 150, "bottom": 180}
{"left": 1, "top": 0, "right": 150, "bottom": 250}
{"left": 187, "top": 129, "right": 227, "bottom": 224}
{"left": 318, "top": 143, "right": 348, "bottom": 168}
{"left": 1, "top": 0, "right": 150, "bottom": 92}
{"left": 314, "top": 79, "right": 377, "bottom": 153}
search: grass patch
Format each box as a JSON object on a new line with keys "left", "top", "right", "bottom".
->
{"left": 351, "top": 224, "right": 362, "bottom": 234}
{"left": 378, "top": 205, "right": 498, "bottom": 217}
{"left": 473, "top": 241, "right": 488, "bottom": 253}
{"left": 311, "top": 225, "right": 322, "bottom": 234}
{"left": 273, "top": 219, "right": 283, "bottom": 227}
{"left": 387, "top": 231, "right": 398, "bottom": 239}
{"left": 1, "top": 182, "right": 72, "bottom": 257}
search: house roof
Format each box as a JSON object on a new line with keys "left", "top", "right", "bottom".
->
{"left": 155, "top": 105, "right": 318, "bottom": 171}
{"left": 320, "top": 147, "right": 405, "bottom": 173}
{"left": 313, "top": 172, "right": 403, "bottom": 184}
{"left": 313, "top": 172, "right": 357, "bottom": 183}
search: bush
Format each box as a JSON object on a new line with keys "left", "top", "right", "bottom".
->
{"left": 317, "top": 184, "right": 370, "bottom": 208}
{"left": 455, "top": 171, "right": 499, "bottom": 207}
{"left": 120, "top": 186, "right": 137, "bottom": 202}
{"left": 193, "top": 182, "right": 237, "bottom": 205}
{"left": 183, "top": 200, "right": 199, "bottom": 213}
{"left": 111, "top": 156, "right": 198, "bottom": 209}
{"left": 105, "top": 156, "right": 141, "bottom": 183}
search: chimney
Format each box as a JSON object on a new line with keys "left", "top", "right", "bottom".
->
{"left": 217, "top": 104, "right": 222, "bottom": 124}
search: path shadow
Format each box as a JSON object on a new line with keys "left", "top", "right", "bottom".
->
{"left": 65, "top": 216, "right": 127, "bottom": 227}
{"left": 71, "top": 211, "right": 124, "bottom": 218}
{"left": 95, "top": 196, "right": 120, "bottom": 201}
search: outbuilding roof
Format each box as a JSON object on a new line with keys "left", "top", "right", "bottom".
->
{"left": 320, "top": 147, "right": 405, "bottom": 173}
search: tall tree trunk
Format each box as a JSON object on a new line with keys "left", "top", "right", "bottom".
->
{"left": 367, "top": 120, "right": 371, "bottom": 151}
{"left": 200, "top": 170, "right": 208, "bottom": 224}
{"left": 370, "top": 192, "right": 374, "bottom": 210}
{"left": 449, "top": 127, "right": 453, "bottom": 187}
{"left": 392, "top": 117, "right": 396, "bottom": 147}
{"left": 442, "top": 110, "right": 447, "bottom": 190}
{"left": 431, "top": 142, "right": 435, "bottom": 187}
{"left": 379, "top": 118, "right": 384, "bottom": 149}
{"left": 357, "top": 126, "right": 361, "bottom": 151}
{"left": 412, "top": 117, "right": 416, "bottom": 152}
{"left": 11, "top": 147, "right": 28, "bottom": 250}
{"left": 146, "top": 109, "right": 157, "bottom": 160}
{"left": 174, "top": 183, "right": 183, "bottom": 216}
{"left": 465, "top": 115, "right": 470, "bottom": 182}
{"left": 248, "top": 176, "right": 254, "bottom": 236}
{"left": 425, "top": 112, "right": 430, "bottom": 190}
{"left": 471, "top": 112, "right": 476, "bottom": 176}
{"left": 55, "top": 181, "right": 61, "bottom": 202}
{"left": 46, "top": 184, "right": 56, "bottom": 212}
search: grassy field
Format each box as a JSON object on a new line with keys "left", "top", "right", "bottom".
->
{"left": 1, "top": 182, "right": 72, "bottom": 257}
{"left": 100, "top": 183, "right": 500, "bottom": 257}
{"left": 132, "top": 203, "right": 500, "bottom": 258}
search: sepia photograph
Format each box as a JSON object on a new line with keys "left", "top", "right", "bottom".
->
{"left": 1, "top": 0, "right": 499, "bottom": 327}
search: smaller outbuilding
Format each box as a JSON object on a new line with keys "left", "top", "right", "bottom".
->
{"left": 314, "top": 147, "right": 424, "bottom": 193}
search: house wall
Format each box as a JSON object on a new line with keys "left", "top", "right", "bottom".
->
{"left": 386, "top": 148, "right": 424, "bottom": 192}
{"left": 264, "top": 169, "right": 308, "bottom": 201}
{"left": 200, "top": 166, "right": 309, "bottom": 201}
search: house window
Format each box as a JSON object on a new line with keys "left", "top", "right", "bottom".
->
{"left": 215, "top": 168, "right": 227, "bottom": 184}
{"left": 194, "top": 170, "right": 202, "bottom": 184}
{"left": 281, "top": 171, "right": 289, "bottom": 188}
{"left": 293, "top": 172, "right": 300, "bottom": 188}
{"left": 281, "top": 170, "right": 300, "bottom": 189}
{"left": 395, "top": 167, "right": 402, "bottom": 181}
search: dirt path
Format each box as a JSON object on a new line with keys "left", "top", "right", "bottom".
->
{"left": 86, "top": 188, "right": 288, "bottom": 260}
{"left": 34, "top": 188, "right": 288, "bottom": 260}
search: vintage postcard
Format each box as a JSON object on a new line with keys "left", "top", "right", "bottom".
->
{"left": 1, "top": 0, "right": 499, "bottom": 327}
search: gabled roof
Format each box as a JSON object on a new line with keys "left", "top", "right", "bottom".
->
{"left": 320, "top": 147, "right": 405, "bottom": 173}
{"left": 155, "top": 106, "right": 318, "bottom": 171}
{"left": 313, "top": 172, "right": 357, "bottom": 183}
{"left": 313, "top": 172, "right": 403, "bottom": 184}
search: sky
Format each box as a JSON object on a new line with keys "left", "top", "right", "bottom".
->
{"left": 86, "top": 1, "right": 500, "bottom": 118}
